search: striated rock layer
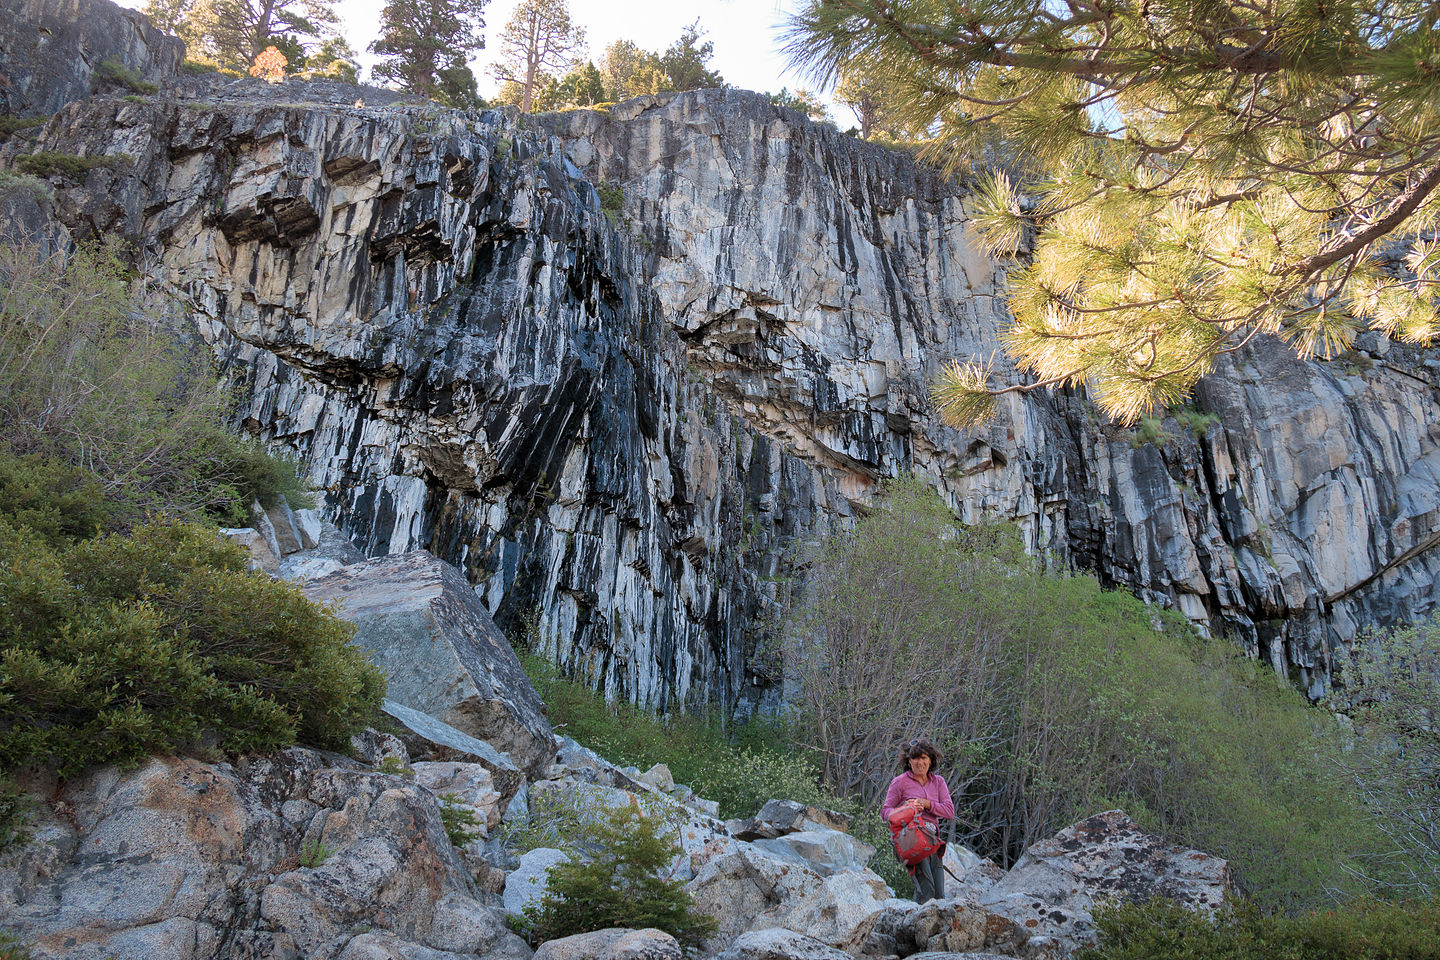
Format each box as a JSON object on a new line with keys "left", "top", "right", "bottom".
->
{"left": 5, "top": 0, "right": 1439, "bottom": 707}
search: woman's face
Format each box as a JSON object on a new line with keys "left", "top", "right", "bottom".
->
{"left": 908, "top": 752, "right": 931, "bottom": 778}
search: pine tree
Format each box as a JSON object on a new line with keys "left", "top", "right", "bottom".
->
{"left": 658, "top": 20, "right": 723, "bottom": 91}
{"left": 181, "top": 0, "right": 337, "bottom": 70}
{"left": 490, "top": 0, "right": 585, "bottom": 113}
{"left": 787, "top": 0, "right": 1440, "bottom": 425}
{"left": 370, "top": 0, "right": 486, "bottom": 103}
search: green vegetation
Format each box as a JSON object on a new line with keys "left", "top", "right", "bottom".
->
{"left": 782, "top": 479, "right": 1393, "bottom": 911}
{"left": 596, "top": 182, "right": 624, "bottom": 223}
{"left": 0, "top": 172, "right": 52, "bottom": 204}
{"left": 300, "top": 836, "right": 335, "bottom": 868}
{"left": 439, "top": 794, "right": 483, "bottom": 848}
{"left": 0, "top": 930, "right": 32, "bottom": 960}
{"left": 1174, "top": 407, "right": 1221, "bottom": 440}
{"left": 14, "top": 152, "right": 129, "bottom": 181}
{"left": 1078, "top": 898, "right": 1440, "bottom": 960}
{"left": 376, "top": 756, "right": 415, "bottom": 778}
{"left": 0, "top": 116, "right": 45, "bottom": 144}
{"left": 94, "top": 58, "right": 158, "bottom": 95}
{"left": 181, "top": 59, "right": 220, "bottom": 75}
{"left": 789, "top": 1, "right": 1440, "bottom": 424}
{"left": 0, "top": 239, "right": 310, "bottom": 526}
{"left": 521, "top": 803, "right": 717, "bottom": 950}
{"left": 0, "top": 237, "right": 380, "bottom": 785}
{"left": 1129, "top": 415, "right": 1173, "bottom": 449}
{"left": 0, "top": 517, "right": 384, "bottom": 778}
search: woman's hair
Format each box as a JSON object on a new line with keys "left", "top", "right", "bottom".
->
{"left": 897, "top": 738, "right": 941, "bottom": 774}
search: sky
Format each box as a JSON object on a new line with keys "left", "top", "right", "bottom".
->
{"left": 112, "top": 0, "right": 858, "bottom": 124}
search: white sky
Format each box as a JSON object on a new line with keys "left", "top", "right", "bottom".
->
{"left": 112, "top": 0, "right": 857, "bottom": 124}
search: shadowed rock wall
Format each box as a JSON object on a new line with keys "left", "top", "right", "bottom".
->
{"left": 5, "top": 0, "right": 1438, "bottom": 707}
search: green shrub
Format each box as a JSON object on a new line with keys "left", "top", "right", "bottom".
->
{"left": 439, "top": 793, "right": 483, "bottom": 848}
{"left": 14, "top": 152, "right": 129, "bottom": 180}
{"left": 523, "top": 803, "right": 717, "bottom": 951}
{"left": 596, "top": 182, "right": 624, "bottom": 223}
{"left": 181, "top": 59, "right": 220, "bottom": 75}
{"left": 1077, "top": 897, "right": 1440, "bottom": 960}
{"left": 0, "top": 171, "right": 52, "bottom": 203}
{"left": 499, "top": 780, "right": 687, "bottom": 856}
{"left": 94, "top": 58, "right": 158, "bottom": 95}
{"left": 300, "top": 836, "right": 334, "bottom": 867}
{"left": 0, "top": 238, "right": 311, "bottom": 526}
{"left": 0, "top": 450, "right": 108, "bottom": 547}
{"left": 1173, "top": 406, "right": 1221, "bottom": 439}
{"left": 784, "top": 480, "right": 1378, "bottom": 911}
{"left": 1130, "top": 415, "right": 1174, "bottom": 448}
{"left": 0, "top": 116, "right": 44, "bottom": 144}
{"left": 0, "top": 517, "right": 385, "bottom": 777}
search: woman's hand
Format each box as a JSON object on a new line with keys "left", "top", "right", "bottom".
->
{"left": 908, "top": 797, "right": 931, "bottom": 811}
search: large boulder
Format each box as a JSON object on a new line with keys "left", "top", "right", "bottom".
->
{"left": 981, "top": 810, "right": 1231, "bottom": 944}
{"left": 685, "top": 845, "right": 889, "bottom": 954}
{"left": 504, "top": 847, "right": 570, "bottom": 918}
{"left": 714, "top": 929, "right": 854, "bottom": 960}
{"left": 533, "top": 928, "right": 681, "bottom": 960}
{"left": 303, "top": 551, "right": 556, "bottom": 779}
{"left": 382, "top": 698, "right": 525, "bottom": 806}
{"left": 752, "top": 829, "right": 876, "bottom": 877}
{"left": 0, "top": 750, "right": 529, "bottom": 960}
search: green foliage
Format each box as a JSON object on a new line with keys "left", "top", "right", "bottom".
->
{"left": 94, "top": 58, "right": 158, "bottom": 94}
{"left": 784, "top": 480, "right": 1379, "bottom": 911}
{"left": 0, "top": 451, "right": 109, "bottom": 547}
{"left": 0, "top": 517, "right": 385, "bottom": 778}
{"left": 370, "top": 0, "right": 486, "bottom": 103}
{"left": 596, "top": 182, "right": 624, "bottom": 223}
{"left": 0, "top": 778, "right": 33, "bottom": 853}
{"left": 0, "top": 930, "right": 32, "bottom": 960}
{"left": 523, "top": 803, "right": 717, "bottom": 950}
{"left": 13, "top": 152, "right": 128, "bottom": 180}
{"left": 789, "top": 0, "right": 1440, "bottom": 425}
{"left": 376, "top": 756, "right": 415, "bottom": 778}
{"left": 768, "top": 87, "right": 830, "bottom": 123}
{"left": 490, "top": 0, "right": 587, "bottom": 112}
{"left": 1077, "top": 897, "right": 1440, "bottom": 960}
{"left": 1130, "top": 416, "right": 1174, "bottom": 449}
{"left": 0, "top": 172, "right": 52, "bottom": 204}
{"left": 439, "top": 793, "right": 483, "bottom": 848}
{"left": 181, "top": 59, "right": 220, "bottom": 75}
{"left": 0, "top": 116, "right": 45, "bottom": 144}
{"left": 1173, "top": 407, "right": 1221, "bottom": 440}
{"left": 1341, "top": 614, "right": 1440, "bottom": 895}
{"left": 0, "top": 237, "right": 312, "bottom": 526}
{"left": 300, "top": 836, "right": 335, "bottom": 867}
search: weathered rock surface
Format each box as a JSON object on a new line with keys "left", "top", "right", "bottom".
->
{"left": 302, "top": 551, "right": 556, "bottom": 779}
{"left": 686, "top": 845, "right": 890, "bottom": 953}
{"left": 532, "top": 928, "right": 682, "bottom": 960}
{"left": 714, "top": 929, "right": 854, "bottom": 960}
{"left": 729, "top": 798, "right": 853, "bottom": 840}
{"left": 980, "top": 810, "right": 1231, "bottom": 944}
{"left": 0, "top": 750, "right": 530, "bottom": 960}
{"left": 8, "top": 0, "right": 1439, "bottom": 707}
{"left": 503, "top": 848, "right": 570, "bottom": 918}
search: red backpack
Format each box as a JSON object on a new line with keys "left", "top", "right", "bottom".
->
{"left": 887, "top": 805, "right": 943, "bottom": 866}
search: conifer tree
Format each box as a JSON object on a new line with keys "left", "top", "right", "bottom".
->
{"left": 491, "top": 0, "right": 585, "bottom": 113}
{"left": 370, "top": 0, "right": 486, "bottom": 105}
{"left": 658, "top": 20, "right": 723, "bottom": 91}
{"left": 788, "top": 0, "right": 1440, "bottom": 424}
{"left": 177, "top": 0, "right": 337, "bottom": 70}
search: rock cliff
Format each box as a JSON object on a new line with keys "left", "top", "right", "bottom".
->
{"left": 4, "top": 0, "right": 1438, "bottom": 706}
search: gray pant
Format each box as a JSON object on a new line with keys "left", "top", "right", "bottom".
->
{"left": 912, "top": 849, "right": 945, "bottom": 903}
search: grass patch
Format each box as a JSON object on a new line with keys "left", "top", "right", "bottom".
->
{"left": 94, "top": 58, "right": 158, "bottom": 95}
{"left": 0, "top": 116, "right": 44, "bottom": 145}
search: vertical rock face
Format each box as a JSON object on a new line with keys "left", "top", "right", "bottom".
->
{"left": 6, "top": 0, "right": 1439, "bottom": 707}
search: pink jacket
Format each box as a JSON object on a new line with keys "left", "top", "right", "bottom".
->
{"left": 882, "top": 771, "right": 955, "bottom": 828}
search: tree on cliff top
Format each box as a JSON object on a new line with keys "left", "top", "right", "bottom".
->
{"left": 491, "top": 0, "right": 586, "bottom": 113}
{"left": 149, "top": 0, "right": 338, "bottom": 70}
{"left": 786, "top": 0, "right": 1440, "bottom": 425}
{"left": 370, "top": 0, "right": 487, "bottom": 106}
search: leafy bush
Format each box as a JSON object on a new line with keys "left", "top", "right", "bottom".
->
{"left": 181, "top": 59, "right": 220, "bottom": 75}
{"left": 94, "top": 58, "right": 158, "bottom": 95}
{"left": 0, "top": 450, "right": 108, "bottom": 547}
{"left": 523, "top": 803, "right": 717, "bottom": 951}
{"left": 0, "top": 238, "right": 310, "bottom": 526}
{"left": 1077, "top": 897, "right": 1440, "bottom": 960}
{"left": 784, "top": 479, "right": 1378, "bottom": 911}
{"left": 498, "top": 780, "right": 687, "bottom": 856}
{"left": 0, "top": 778, "right": 32, "bottom": 852}
{"left": 0, "top": 517, "right": 384, "bottom": 777}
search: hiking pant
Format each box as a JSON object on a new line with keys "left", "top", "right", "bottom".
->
{"left": 912, "top": 850, "right": 945, "bottom": 903}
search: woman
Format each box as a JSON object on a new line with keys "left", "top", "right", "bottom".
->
{"left": 881, "top": 738, "right": 955, "bottom": 903}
